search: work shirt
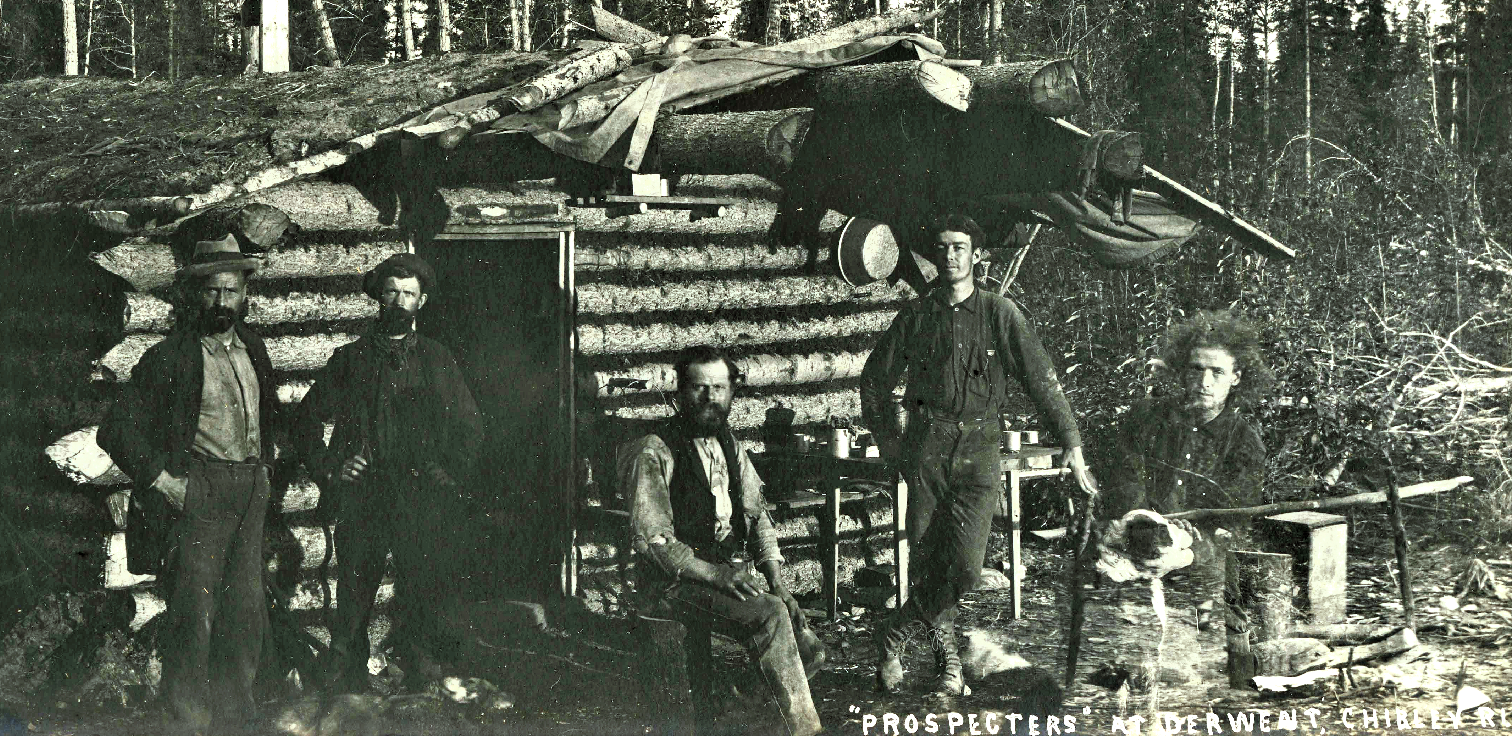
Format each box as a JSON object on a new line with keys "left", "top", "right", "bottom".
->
{"left": 1105, "top": 397, "right": 1266, "bottom": 517}
{"left": 620, "top": 433, "right": 784, "bottom": 572}
{"left": 193, "top": 331, "right": 262, "bottom": 462}
{"left": 860, "top": 286, "right": 1082, "bottom": 448}
{"left": 693, "top": 436, "right": 735, "bottom": 541}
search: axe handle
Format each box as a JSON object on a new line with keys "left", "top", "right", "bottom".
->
{"left": 1064, "top": 492, "right": 1096, "bottom": 688}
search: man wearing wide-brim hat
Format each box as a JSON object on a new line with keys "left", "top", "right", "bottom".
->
{"left": 99, "top": 233, "right": 280, "bottom": 735}
{"left": 293, "top": 252, "right": 483, "bottom": 694}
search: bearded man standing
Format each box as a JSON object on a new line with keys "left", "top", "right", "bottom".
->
{"left": 293, "top": 253, "right": 483, "bottom": 693}
{"left": 99, "top": 234, "right": 278, "bottom": 735}
{"left": 618, "top": 345, "right": 823, "bottom": 736}
{"left": 860, "top": 214, "right": 1099, "bottom": 695}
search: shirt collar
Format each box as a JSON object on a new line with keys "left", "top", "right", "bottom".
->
{"left": 929, "top": 285, "right": 980, "bottom": 313}
{"left": 201, "top": 329, "right": 245, "bottom": 352}
{"left": 1164, "top": 399, "right": 1238, "bottom": 435}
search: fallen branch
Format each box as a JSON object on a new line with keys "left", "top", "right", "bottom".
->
{"left": 1167, "top": 476, "right": 1474, "bottom": 522}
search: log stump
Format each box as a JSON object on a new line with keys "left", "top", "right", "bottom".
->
{"left": 630, "top": 614, "right": 695, "bottom": 736}
{"left": 1225, "top": 550, "right": 1294, "bottom": 688}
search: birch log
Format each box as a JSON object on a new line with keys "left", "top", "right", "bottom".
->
{"left": 311, "top": 0, "right": 342, "bottom": 67}
{"left": 97, "top": 333, "right": 359, "bottom": 382}
{"left": 652, "top": 109, "right": 814, "bottom": 177}
{"left": 577, "top": 274, "right": 911, "bottom": 314}
{"left": 125, "top": 292, "right": 377, "bottom": 333}
{"left": 578, "top": 309, "right": 895, "bottom": 356}
{"left": 588, "top": 6, "right": 660, "bottom": 44}
{"left": 94, "top": 239, "right": 405, "bottom": 292}
{"left": 960, "top": 59, "right": 1084, "bottom": 117}
{"left": 583, "top": 350, "right": 870, "bottom": 397}
{"left": 598, "top": 387, "right": 861, "bottom": 431}
{"left": 499, "top": 43, "right": 638, "bottom": 113}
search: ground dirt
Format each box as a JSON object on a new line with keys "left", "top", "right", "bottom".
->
{"left": 9, "top": 515, "right": 1512, "bottom": 736}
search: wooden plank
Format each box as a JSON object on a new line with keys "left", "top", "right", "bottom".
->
{"left": 1051, "top": 117, "right": 1296, "bottom": 261}
{"left": 1167, "top": 476, "right": 1475, "bottom": 521}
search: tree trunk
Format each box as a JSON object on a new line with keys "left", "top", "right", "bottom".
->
{"left": 83, "top": 0, "right": 94, "bottom": 74}
{"left": 500, "top": 44, "right": 637, "bottom": 112}
{"left": 400, "top": 0, "right": 417, "bottom": 59}
{"left": 777, "top": 4, "right": 945, "bottom": 52}
{"left": 1211, "top": 45, "right": 1221, "bottom": 193}
{"left": 1226, "top": 40, "right": 1235, "bottom": 196}
{"left": 436, "top": 0, "right": 450, "bottom": 52}
{"left": 261, "top": 0, "right": 289, "bottom": 71}
{"left": 311, "top": 0, "right": 341, "bottom": 65}
{"left": 559, "top": 0, "right": 569, "bottom": 48}
{"left": 651, "top": 108, "right": 815, "bottom": 178}
{"left": 63, "top": 0, "right": 79, "bottom": 74}
{"left": 1226, "top": 551, "right": 1293, "bottom": 688}
{"left": 764, "top": 0, "right": 782, "bottom": 44}
{"left": 166, "top": 0, "right": 174, "bottom": 80}
{"left": 521, "top": 0, "right": 532, "bottom": 51}
{"left": 510, "top": 0, "right": 522, "bottom": 50}
{"left": 1261, "top": 0, "right": 1271, "bottom": 202}
{"left": 989, "top": 0, "right": 1001, "bottom": 64}
{"left": 1303, "top": 0, "right": 1311, "bottom": 190}
{"left": 959, "top": 58, "right": 1084, "bottom": 117}
{"left": 243, "top": 25, "right": 259, "bottom": 72}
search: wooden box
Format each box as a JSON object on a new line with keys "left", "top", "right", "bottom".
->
{"left": 1257, "top": 511, "right": 1348, "bottom": 624}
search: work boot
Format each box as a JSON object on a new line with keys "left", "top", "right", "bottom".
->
{"left": 929, "top": 625, "right": 965, "bottom": 696}
{"left": 873, "top": 613, "right": 912, "bottom": 693}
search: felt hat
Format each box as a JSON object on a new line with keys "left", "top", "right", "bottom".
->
{"left": 363, "top": 253, "right": 436, "bottom": 299}
{"left": 176, "top": 234, "right": 262, "bottom": 281}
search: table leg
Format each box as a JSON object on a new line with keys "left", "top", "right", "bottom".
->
{"left": 894, "top": 473, "right": 909, "bottom": 609}
{"left": 1009, "top": 468, "right": 1022, "bottom": 620}
{"left": 823, "top": 473, "right": 841, "bottom": 620}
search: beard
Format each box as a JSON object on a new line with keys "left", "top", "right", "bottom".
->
{"left": 683, "top": 400, "right": 731, "bottom": 437}
{"left": 195, "top": 302, "right": 245, "bottom": 334}
{"left": 376, "top": 304, "right": 417, "bottom": 335}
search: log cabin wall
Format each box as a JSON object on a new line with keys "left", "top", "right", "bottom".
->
{"left": 85, "top": 172, "right": 911, "bottom": 648}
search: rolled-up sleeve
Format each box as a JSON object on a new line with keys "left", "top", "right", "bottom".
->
{"left": 737, "top": 444, "right": 784, "bottom": 566}
{"left": 618, "top": 435, "right": 697, "bottom": 577}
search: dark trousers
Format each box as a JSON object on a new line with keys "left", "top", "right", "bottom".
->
{"left": 160, "top": 458, "right": 271, "bottom": 732}
{"left": 328, "top": 476, "right": 456, "bottom": 693}
{"left": 652, "top": 582, "right": 822, "bottom": 736}
{"left": 898, "top": 417, "right": 1002, "bottom": 628}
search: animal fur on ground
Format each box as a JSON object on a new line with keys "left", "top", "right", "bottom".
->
{"left": 958, "top": 629, "right": 1064, "bottom": 719}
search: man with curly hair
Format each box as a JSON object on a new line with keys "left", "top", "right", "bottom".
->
{"left": 1105, "top": 309, "right": 1273, "bottom": 626}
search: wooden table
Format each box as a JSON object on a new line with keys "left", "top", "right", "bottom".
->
{"left": 1002, "top": 448, "right": 1070, "bottom": 620}
{"left": 749, "top": 452, "right": 908, "bottom": 620}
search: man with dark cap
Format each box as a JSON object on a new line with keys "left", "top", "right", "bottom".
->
{"left": 860, "top": 213, "right": 1099, "bottom": 696}
{"left": 293, "top": 252, "right": 483, "bottom": 693}
{"left": 99, "top": 234, "right": 278, "bottom": 735}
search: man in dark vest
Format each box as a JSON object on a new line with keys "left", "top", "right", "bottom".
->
{"left": 860, "top": 213, "right": 1100, "bottom": 695}
{"left": 293, "top": 253, "right": 483, "bottom": 694}
{"left": 618, "top": 345, "right": 823, "bottom": 736}
{"left": 99, "top": 234, "right": 279, "bottom": 735}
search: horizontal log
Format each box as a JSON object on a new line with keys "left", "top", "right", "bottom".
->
{"left": 125, "top": 292, "right": 377, "bottom": 333}
{"left": 583, "top": 350, "right": 870, "bottom": 397}
{"left": 734, "top": 61, "right": 970, "bottom": 114}
{"left": 653, "top": 109, "right": 815, "bottom": 178}
{"left": 578, "top": 308, "right": 895, "bottom": 356}
{"left": 1168, "top": 476, "right": 1476, "bottom": 522}
{"left": 597, "top": 386, "right": 861, "bottom": 431}
{"left": 45, "top": 426, "right": 131, "bottom": 486}
{"left": 578, "top": 274, "right": 911, "bottom": 315}
{"left": 960, "top": 59, "right": 1084, "bottom": 117}
{"left": 1415, "top": 375, "right": 1512, "bottom": 396}
{"left": 94, "top": 238, "right": 406, "bottom": 292}
{"left": 1286, "top": 624, "right": 1398, "bottom": 645}
{"left": 577, "top": 242, "right": 827, "bottom": 271}
{"left": 96, "top": 333, "right": 359, "bottom": 382}
{"left": 1296, "top": 628, "right": 1418, "bottom": 673}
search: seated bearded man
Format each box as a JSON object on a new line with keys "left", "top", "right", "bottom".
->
{"left": 617, "top": 345, "right": 824, "bottom": 736}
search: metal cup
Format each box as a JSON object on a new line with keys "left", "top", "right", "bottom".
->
{"left": 1006, "top": 431, "right": 1022, "bottom": 452}
{"left": 830, "top": 428, "right": 851, "bottom": 458}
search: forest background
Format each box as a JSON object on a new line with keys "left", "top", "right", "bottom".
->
{"left": 2, "top": 0, "right": 1512, "bottom": 565}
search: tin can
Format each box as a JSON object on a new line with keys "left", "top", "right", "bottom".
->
{"left": 1006, "top": 431, "right": 1022, "bottom": 452}
{"left": 830, "top": 428, "right": 851, "bottom": 458}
